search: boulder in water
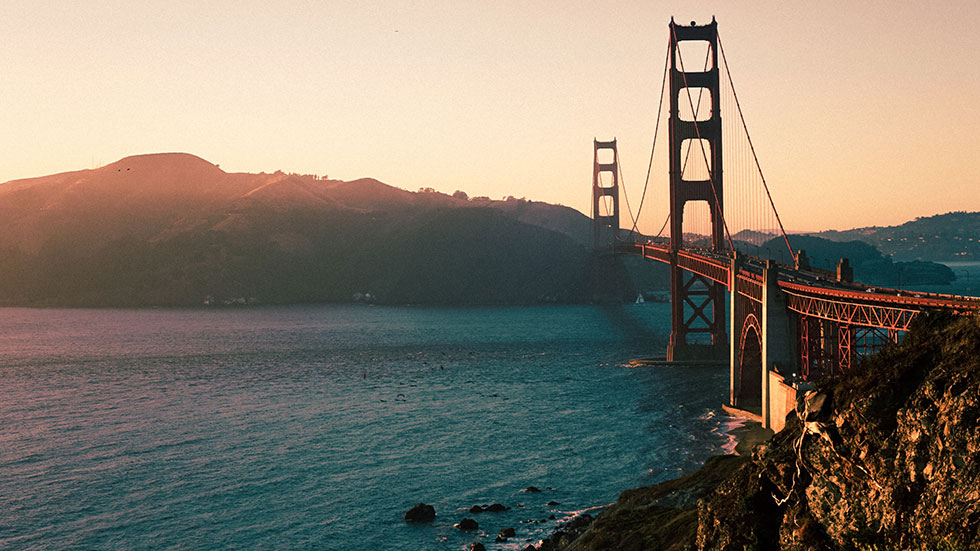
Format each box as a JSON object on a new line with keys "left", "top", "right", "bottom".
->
{"left": 458, "top": 518, "right": 478, "bottom": 530}
{"left": 403, "top": 502, "right": 436, "bottom": 523}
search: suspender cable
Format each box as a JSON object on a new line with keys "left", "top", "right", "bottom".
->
{"left": 718, "top": 32, "right": 796, "bottom": 263}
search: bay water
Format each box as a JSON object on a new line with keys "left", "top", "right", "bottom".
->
{"left": 906, "top": 260, "right": 980, "bottom": 297}
{"left": 0, "top": 304, "right": 734, "bottom": 550}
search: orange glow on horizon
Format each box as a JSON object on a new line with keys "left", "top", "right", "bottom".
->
{"left": 2, "top": 1, "right": 978, "bottom": 232}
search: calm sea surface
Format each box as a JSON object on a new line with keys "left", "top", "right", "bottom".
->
{"left": 906, "top": 260, "right": 980, "bottom": 297}
{"left": 0, "top": 304, "right": 735, "bottom": 550}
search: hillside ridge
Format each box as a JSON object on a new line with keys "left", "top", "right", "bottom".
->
{"left": 0, "top": 154, "right": 596, "bottom": 307}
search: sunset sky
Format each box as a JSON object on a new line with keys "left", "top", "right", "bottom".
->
{"left": 2, "top": 1, "right": 978, "bottom": 232}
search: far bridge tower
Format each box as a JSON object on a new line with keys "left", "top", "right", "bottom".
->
{"left": 592, "top": 138, "right": 620, "bottom": 250}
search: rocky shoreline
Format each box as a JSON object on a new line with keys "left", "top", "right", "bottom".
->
{"left": 402, "top": 410, "right": 765, "bottom": 551}
{"left": 534, "top": 311, "right": 980, "bottom": 550}
{"left": 401, "top": 413, "right": 774, "bottom": 550}
{"left": 404, "top": 312, "right": 979, "bottom": 550}
{"left": 530, "top": 423, "right": 769, "bottom": 551}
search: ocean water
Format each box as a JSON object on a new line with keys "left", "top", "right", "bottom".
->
{"left": 905, "top": 260, "right": 980, "bottom": 297}
{"left": 0, "top": 304, "right": 734, "bottom": 551}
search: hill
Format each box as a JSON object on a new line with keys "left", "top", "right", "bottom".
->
{"left": 738, "top": 234, "right": 956, "bottom": 287}
{"left": 812, "top": 211, "right": 980, "bottom": 261}
{"left": 0, "top": 153, "right": 595, "bottom": 307}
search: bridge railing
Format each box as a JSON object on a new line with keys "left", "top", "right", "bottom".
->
{"left": 611, "top": 240, "right": 980, "bottom": 316}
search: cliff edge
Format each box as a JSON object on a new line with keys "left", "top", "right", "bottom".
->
{"left": 550, "top": 311, "right": 980, "bottom": 551}
{"left": 698, "top": 311, "right": 980, "bottom": 550}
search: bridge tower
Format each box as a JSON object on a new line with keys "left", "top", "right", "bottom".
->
{"left": 667, "top": 17, "right": 727, "bottom": 361}
{"left": 592, "top": 139, "right": 620, "bottom": 250}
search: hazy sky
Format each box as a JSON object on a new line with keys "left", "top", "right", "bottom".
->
{"left": 2, "top": 1, "right": 978, "bottom": 232}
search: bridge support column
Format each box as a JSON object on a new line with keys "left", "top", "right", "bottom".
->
{"left": 761, "top": 260, "right": 797, "bottom": 430}
{"left": 665, "top": 18, "right": 727, "bottom": 363}
{"left": 729, "top": 253, "right": 742, "bottom": 406}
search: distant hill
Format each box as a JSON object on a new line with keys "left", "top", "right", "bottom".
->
{"left": 11, "top": 153, "right": 962, "bottom": 306}
{"left": 812, "top": 212, "right": 980, "bottom": 261}
{"left": 0, "top": 153, "right": 595, "bottom": 307}
{"left": 739, "top": 234, "right": 956, "bottom": 287}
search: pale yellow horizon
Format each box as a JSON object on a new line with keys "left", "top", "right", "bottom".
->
{"left": 2, "top": 1, "right": 978, "bottom": 232}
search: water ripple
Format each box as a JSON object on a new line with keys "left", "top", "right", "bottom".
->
{"left": 0, "top": 304, "right": 732, "bottom": 550}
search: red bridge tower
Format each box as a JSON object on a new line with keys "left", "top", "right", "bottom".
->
{"left": 592, "top": 139, "right": 620, "bottom": 250}
{"left": 667, "top": 18, "right": 727, "bottom": 361}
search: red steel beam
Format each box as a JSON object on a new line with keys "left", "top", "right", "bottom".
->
{"left": 613, "top": 245, "right": 980, "bottom": 328}
{"left": 780, "top": 281, "right": 980, "bottom": 314}
{"left": 676, "top": 250, "right": 730, "bottom": 287}
{"left": 782, "top": 289, "right": 920, "bottom": 331}
{"left": 615, "top": 243, "right": 732, "bottom": 289}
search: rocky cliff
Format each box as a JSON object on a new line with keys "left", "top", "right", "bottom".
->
{"left": 698, "top": 311, "right": 980, "bottom": 550}
{"left": 549, "top": 311, "right": 980, "bottom": 551}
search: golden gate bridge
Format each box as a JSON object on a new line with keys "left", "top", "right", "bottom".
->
{"left": 592, "top": 17, "right": 980, "bottom": 431}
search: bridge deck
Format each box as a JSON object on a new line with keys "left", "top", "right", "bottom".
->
{"left": 614, "top": 240, "right": 980, "bottom": 330}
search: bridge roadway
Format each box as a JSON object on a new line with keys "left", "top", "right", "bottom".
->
{"left": 614, "top": 239, "right": 980, "bottom": 431}
{"left": 614, "top": 240, "right": 980, "bottom": 333}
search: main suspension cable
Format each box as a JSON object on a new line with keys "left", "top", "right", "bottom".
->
{"left": 625, "top": 37, "right": 672, "bottom": 238}
{"left": 655, "top": 212, "right": 670, "bottom": 238}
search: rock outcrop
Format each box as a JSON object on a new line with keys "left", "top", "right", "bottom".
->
{"left": 548, "top": 311, "right": 980, "bottom": 550}
{"left": 697, "top": 311, "right": 980, "bottom": 550}
{"left": 552, "top": 457, "right": 745, "bottom": 550}
{"left": 403, "top": 502, "right": 436, "bottom": 523}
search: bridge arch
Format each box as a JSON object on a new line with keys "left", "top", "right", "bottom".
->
{"left": 737, "top": 314, "right": 763, "bottom": 409}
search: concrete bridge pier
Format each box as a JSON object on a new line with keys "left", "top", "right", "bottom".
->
{"left": 730, "top": 259, "right": 800, "bottom": 431}
{"left": 729, "top": 254, "right": 743, "bottom": 407}
{"left": 760, "top": 260, "right": 798, "bottom": 430}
